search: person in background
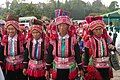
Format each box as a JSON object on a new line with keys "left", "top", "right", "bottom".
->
{"left": 108, "top": 22, "right": 114, "bottom": 37}
{"left": 113, "top": 31, "right": 117, "bottom": 45}
{"left": 19, "top": 24, "right": 27, "bottom": 36}
{"left": 0, "top": 20, "right": 5, "bottom": 42}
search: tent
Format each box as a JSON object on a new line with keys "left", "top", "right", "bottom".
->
{"left": 101, "top": 9, "right": 120, "bottom": 26}
{"left": 101, "top": 9, "right": 120, "bottom": 18}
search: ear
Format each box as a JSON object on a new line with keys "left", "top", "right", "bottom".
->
{"left": 56, "top": 25, "right": 59, "bottom": 32}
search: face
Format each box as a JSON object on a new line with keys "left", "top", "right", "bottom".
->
{"left": 93, "top": 26, "right": 103, "bottom": 36}
{"left": 7, "top": 25, "right": 17, "bottom": 37}
{"left": 32, "top": 30, "right": 41, "bottom": 40}
{"left": 19, "top": 28, "right": 24, "bottom": 33}
{"left": 57, "top": 23, "right": 69, "bottom": 36}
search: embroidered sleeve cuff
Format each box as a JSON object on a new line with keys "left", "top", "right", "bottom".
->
{"left": 46, "top": 63, "right": 52, "bottom": 71}
{"left": 78, "top": 63, "right": 82, "bottom": 66}
{"left": 23, "top": 62, "right": 28, "bottom": 64}
{"left": 23, "top": 62, "right": 28, "bottom": 69}
{"left": 78, "top": 63, "right": 83, "bottom": 70}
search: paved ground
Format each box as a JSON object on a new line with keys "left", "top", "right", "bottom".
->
{"left": 111, "top": 69, "right": 120, "bottom": 80}
{"left": 111, "top": 54, "right": 120, "bottom": 80}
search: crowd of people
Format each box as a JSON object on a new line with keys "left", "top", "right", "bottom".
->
{"left": 0, "top": 9, "right": 119, "bottom": 80}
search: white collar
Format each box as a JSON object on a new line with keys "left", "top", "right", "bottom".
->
{"left": 8, "top": 34, "right": 17, "bottom": 41}
{"left": 33, "top": 38, "right": 43, "bottom": 44}
{"left": 58, "top": 33, "right": 69, "bottom": 40}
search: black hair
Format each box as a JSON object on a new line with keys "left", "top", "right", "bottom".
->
{"left": 89, "top": 30, "right": 94, "bottom": 36}
{"left": 109, "top": 22, "right": 113, "bottom": 26}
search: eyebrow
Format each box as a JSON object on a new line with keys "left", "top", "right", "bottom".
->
{"left": 95, "top": 28, "right": 102, "bottom": 30}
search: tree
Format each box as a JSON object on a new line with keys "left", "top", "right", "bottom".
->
{"left": 92, "top": 0, "right": 106, "bottom": 13}
{"left": 0, "top": 0, "right": 116, "bottom": 20}
{"left": 109, "top": 1, "right": 119, "bottom": 12}
{"left": 10, "top": 0, "right": 18, "bottom": 9}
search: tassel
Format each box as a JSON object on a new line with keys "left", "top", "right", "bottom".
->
{"left": 85, "top": 65, "right": 102, "bottom": 80}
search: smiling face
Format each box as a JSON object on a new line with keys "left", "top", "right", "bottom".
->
{"left": 32, "top": 29, "right": 41, "bottom": 40}
{"left": 93, "top": 26, "right": 103, "bottom": 36}
{"left": 57, "top": 23, "right": 69, "bottom": 37}
{"left": 7, "top": 25, "right": 17, "bottom": 37}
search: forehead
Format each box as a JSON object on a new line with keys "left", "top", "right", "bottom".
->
{"left": 7, "top": 25, "right": 15, "bottom": 29}
{"left": 58, "top": 23, "right": 69, "bottom": 27}
{"left": 32, "top": 29, "right": 40, "bottom": 33}
{"left": 94, "top": 26, "right": 103, "bottom": 30}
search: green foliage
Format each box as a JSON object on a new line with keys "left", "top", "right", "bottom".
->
{"left": 108, "top": 1, "right": 119, "bottom": 12}
{"left": 0, "top": 0, "right": 119, "bottom": 20}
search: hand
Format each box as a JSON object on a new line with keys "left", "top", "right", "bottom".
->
{"left": 0, "top": 61, "right": 3, "bottom": 64}
{"left": 45, "top": 71, "right": 50, "bottom": 80}
{"left": 23, "top": 68, "right": 27, "bottom": 76}
{"left": 0, "top": 61, "right": 3, "bottom": 68}
{"left": 108, "top": 44, "right": 115, "bottom": 50}
{"left": 78, "top": 70, "right": 84, "bottom": 77}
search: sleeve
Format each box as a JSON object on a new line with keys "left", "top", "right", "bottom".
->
{"left": 45, "top": 44, "right": 54, "bottom": 71}
{"left": 23, "top": 48, "right": 29, "bottom": 69}
{"left": 0, "top": 45, "right": 4, "bottom": 62}
{"left": 74, "top": 43, "right": 83, "bottom": 70}
{"left": 106, "top": 34, "right": 113, "bottom": 44}
{"left": 0, "top": 45, "right": 5, "bottom": 66}
{"left": 83, "top": 40, "right": 91, "bottom": 66}
{"left": 83, "top": 47, "right": 90, "bottom": 66}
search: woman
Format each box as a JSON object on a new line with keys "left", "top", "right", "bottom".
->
{"left": 45, "top": 16, "right": 83, "bottom": 80}
{"left": 0, "top": 14, "right": 26, "bottom": 80}
{"left": 84, "top": 16, "right": 114, "bottom": 80}
{"left": 23, "top": 19, "right": 47, "bottom": 80}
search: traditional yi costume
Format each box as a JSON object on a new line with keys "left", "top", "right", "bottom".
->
{"left": 84, "top": 16, "right": 113, "bottom": 80}
{"left": 45, "top": 9, "right": 83, "bottom": 80}
{"left": 23, "top": 19, "right": 47, "bottom": 80}
{"left": 0, "top": 14, "right": 26, "bottom": 80}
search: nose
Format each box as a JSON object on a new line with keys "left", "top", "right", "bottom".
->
{"left": 34, "top": 33, "right": 37, "bottom": 36}
{"left": 9, "top": 30, "right": 13, "bottom": 32}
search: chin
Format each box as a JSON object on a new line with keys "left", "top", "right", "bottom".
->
{"left": 9, "top": 34, "right": 15, "bottom": 37}
{"left": 9, "top": 35, "right": 14, "bottom": 37}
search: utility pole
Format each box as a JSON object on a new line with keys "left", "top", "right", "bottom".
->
{"left": 6, "top": 0, "right": 10, "bottom": 9}
{"left": 57, "top": 0, "right": 60, "bottom": 8}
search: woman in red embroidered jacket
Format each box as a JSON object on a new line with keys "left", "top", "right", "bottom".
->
{"left": 45, "top": 15, "right": 83, "bottom": 80}
{"left": 83, "top": 16, "right": 115, "bottom": 80}
{"left": 0, "top": 14, "right": 26, "bottom": 80}
{"left": 23, "top": 19, "right": 47, "bottom": 80}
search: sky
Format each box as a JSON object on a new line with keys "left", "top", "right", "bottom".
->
{"left": 0, "top": 0, "right": 120, "bottom": 7}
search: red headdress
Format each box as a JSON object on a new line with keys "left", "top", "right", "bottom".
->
{"left": 50, "top": 9, "right": 75, "bottom": 40}
{"left": 50, "top": 24, "right": 58, "bottom": 40}
{"left": 19, "top": 24, "right": 25, "bottom": 31}
{"left": 30, "top": 19, "right": 43, "bottom": 33}
{"left": 2, "top": 13, "right": 25, "bottom": 46}
{"left": 5, "top": 13, "right": 19, "bottom": 30}
{"left": 26, "top": 19, "right": 44, "bottom": 40}
{"left": 55, "top": 16, "right": 72, "bottom": 26}
{"left": 85, "top": 16, "right": 106, "bottom": 31}
{"left": 55, "top": 9, "right": 71, "bottom": 26}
